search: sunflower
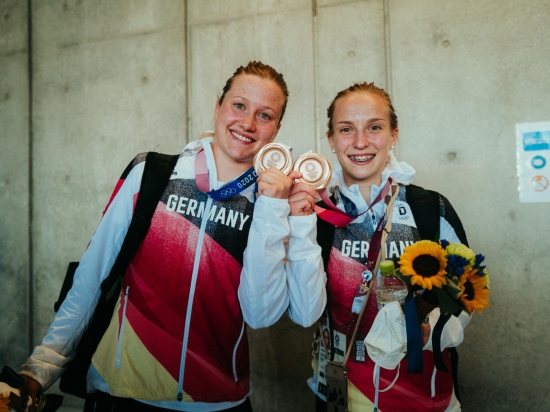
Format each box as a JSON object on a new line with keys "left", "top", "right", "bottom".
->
{"left": 398, "top": 240, "right": 448, "bottom": 290}
{"left": 458, "top": 267, "right": 490, "bottom": 314}
{"left": 0, "top": 393, "right": 10, "bottom": 412}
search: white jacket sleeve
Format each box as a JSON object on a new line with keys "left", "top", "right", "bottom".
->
{"left": 20, "top": 161, "right": 143, "bottom": 391}
{"left": 285, "top": 214, "right": 327, "bottom": 327}
{"left": 239, "top": 195, "right": 290, "bottom": 329}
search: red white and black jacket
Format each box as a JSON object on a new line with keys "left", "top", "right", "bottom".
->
{"left": 22, "top": 138, "right": 326, "bottom": 411}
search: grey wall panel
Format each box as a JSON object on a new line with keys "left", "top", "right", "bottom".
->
{"left": 188, "top": 3, "right": 316, "bottom": 158}
{"left": 28, "top": 2, "right": 186, "bottom": 410}
{"left": 390, "top": 1, "right": 550, "bottom": 410}
{"left": 0, "top": 0, "right": 30, "bottom": 368}
{"left": 188, "top": 0, "right": 310, "bottom": 24}
{"left": 314, "top": 0, "right": 387, "bottom": 160}
{"left": 30, "top": 1, "right": 187, "bottom": 348}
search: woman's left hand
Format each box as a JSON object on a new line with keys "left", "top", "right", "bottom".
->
{"left": 288, "top": 180, "right": 317, "bottom": 216}
{"left": 257, "top": 168, "right": 300, "bottom": 199}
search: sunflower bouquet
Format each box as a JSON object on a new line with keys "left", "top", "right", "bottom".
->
{"left": 395, "top": 239, "right": 490, "bottom": 317}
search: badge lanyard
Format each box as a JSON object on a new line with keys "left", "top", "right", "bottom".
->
{"left": 195, "top": 149, "right": 258, "bottom": 200}
{"left": 336, "top": 184, "right": 398, "bottom": 364}
{"left": 319, "top": 184, "right": 399, "bottom": 411}
{"left": 349, "top": 181, "right": 397, "bottom": 317}
{"left": 315, "top": 180, "right": 392, "bottom": 227}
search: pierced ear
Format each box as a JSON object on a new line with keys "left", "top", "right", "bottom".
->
{"left": 390, "top": 128, "right": 399, "bottom": 147}
{"left": 327, "top": 134, "right": 336, "bottom": 153}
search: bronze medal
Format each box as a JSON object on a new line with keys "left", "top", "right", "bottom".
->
{"left": 293, "top": 152, "right": 332, "bottom": 190}
{"left": 253, "top": 143, "right": 294, "bottom": 175}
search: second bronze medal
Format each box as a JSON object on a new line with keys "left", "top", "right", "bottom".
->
{"left": 293, "top": 152, "right": 332, "bottom": 190}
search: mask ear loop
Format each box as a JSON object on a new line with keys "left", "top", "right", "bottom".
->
{"left": 373, "top": 362, "right": 401, "bottom": 411}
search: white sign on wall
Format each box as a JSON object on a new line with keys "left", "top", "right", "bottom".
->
{"left": 516, "top": 122, "right": 550, "bottom": 203}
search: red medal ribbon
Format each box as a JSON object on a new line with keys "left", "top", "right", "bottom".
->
{"left": 315, "top": 179, "right": 392, "bottom": 227}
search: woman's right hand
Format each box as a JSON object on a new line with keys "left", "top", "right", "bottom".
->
{"left": 20, "top": 375, "right": 42, "bottom": 412}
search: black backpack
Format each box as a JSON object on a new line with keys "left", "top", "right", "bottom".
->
{"left": 52, "top": 152, "right": 179, "bottom": 399}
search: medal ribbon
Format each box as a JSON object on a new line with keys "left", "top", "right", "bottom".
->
{"left": 195, "top": 149, "right": 258, "bottom": 200}
{"left": 348, "top": 182, "right": 397, "bottom": 317}
{"left": 350, "top": 216, "right": 386, "bottom": 315}
{"left": 315, "top": 180, "right": 392, "bottom": 227}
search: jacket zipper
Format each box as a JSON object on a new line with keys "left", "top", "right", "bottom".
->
{"left": 116, "top": 286, "right": 130, "bottom": 369}
{"left": 177, "top": 196, "right": 213, "bottom": 401}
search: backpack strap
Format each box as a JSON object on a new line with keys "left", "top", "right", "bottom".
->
{"left": 58, "top": 152, "right": 179, "bottom": 399}
{"left": 101, "top": 152, "right": 179, "bottom": 293}
{"left": 406, "top": 184, "right": 440, "bottom": 242}
{"left": 316, "top": 201, "right": 336, "bottom": 271}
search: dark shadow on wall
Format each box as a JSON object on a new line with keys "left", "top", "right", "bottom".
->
{"left": 248, "top": 313, "right": 316, "bottom": 412}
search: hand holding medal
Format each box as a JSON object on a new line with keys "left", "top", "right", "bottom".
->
{"left": 254, "top": 143, "right": 299, "bottom": 199}
{"left": 253, "top": 143, "right": 332, "bottom": 215}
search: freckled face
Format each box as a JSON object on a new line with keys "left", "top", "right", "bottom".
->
{"left": 212, "top": 74, "right": 285, "bottom": 170}
{"left": 328, "top": 92, "right": 398, "bottom": 188}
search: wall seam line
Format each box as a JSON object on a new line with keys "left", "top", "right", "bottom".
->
{"left": 312, "top": 0, "right": 319, "bottom": 152}
{"left": 27, "top": 0, "right": 35, "bottom": 353}
{"left": 184, "top": 0, "right": 190, "bottom": 145}
{"left": 383, "top": 0, "right": 393, "bottom": 95}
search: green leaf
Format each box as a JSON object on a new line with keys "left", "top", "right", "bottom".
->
{"left": 444, "top": 281, "right": 463, "bottom": 300}
{"left": 395, "top": 270, "right": 412, "bottom": 286}
{"left": 435, "top": 288, "right": 459, "bottom": 316}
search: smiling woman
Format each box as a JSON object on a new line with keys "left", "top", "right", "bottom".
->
{"left": 19, "top": 61, "right": 327, "bottom": 412}
{"left": 298, "top": 82, "right": 471, "bottom": 412}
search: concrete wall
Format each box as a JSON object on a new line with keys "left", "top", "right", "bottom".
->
{"left": 0, "top": 0, "right": 31, "bottom": 368}
{"left": 1, "top": 1, "right": 549, "bottom": 411}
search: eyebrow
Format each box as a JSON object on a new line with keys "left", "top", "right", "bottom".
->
{"left": 232, "top": 96, "right": 277, "bottom": 114}
{"left": 336, "top": 118, "right": 387, "bottom": 125}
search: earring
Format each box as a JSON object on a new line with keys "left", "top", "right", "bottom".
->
{"left": 390, "top": 146, "right": 395, "bottom": 149}
{"left": 331, "top": 148, "right": 336, "bottom": 154}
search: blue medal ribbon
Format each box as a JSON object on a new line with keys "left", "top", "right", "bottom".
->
{"left": 204, "top": 167, "right": 258, "bottom": 200}
{"left": 195, "top": 149, "right": 258, "bottom": 200}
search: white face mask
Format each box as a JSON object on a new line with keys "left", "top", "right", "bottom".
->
{"left": 364, "top": 301, "right": 407, "bottom": 370}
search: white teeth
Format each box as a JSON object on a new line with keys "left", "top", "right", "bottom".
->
{"left": 232, "top": 131, "right": 253, "bottom": 143}
{"left": 349, "top": 155, "right": 374, "bottom": 162}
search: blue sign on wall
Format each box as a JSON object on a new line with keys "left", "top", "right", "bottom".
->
{"left": 523, "top": 131, "right": 550, "bottom": 151}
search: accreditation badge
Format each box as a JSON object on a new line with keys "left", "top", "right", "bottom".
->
{"left": 317, "top": 325, "right": 346, "bottom": 398}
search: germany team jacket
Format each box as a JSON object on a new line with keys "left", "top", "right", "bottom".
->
{"left": 306, "top": 155, "right": 471, "bottom": 412}
{"left": 22, "top": 138, "right": 326, "bottom": 411}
